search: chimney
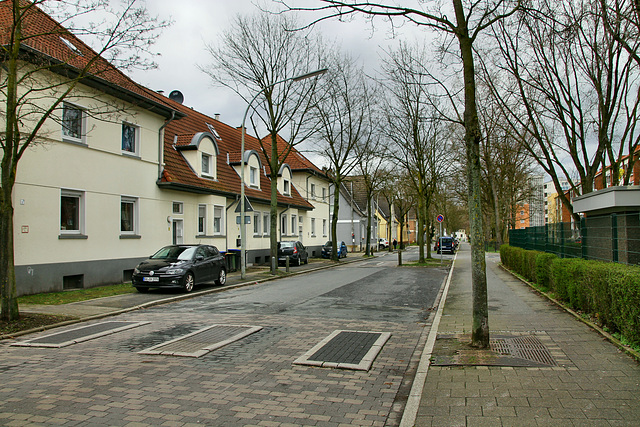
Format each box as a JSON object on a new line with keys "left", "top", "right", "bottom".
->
{"left": 214, "top": 113, "right": 220, "bottom": 121}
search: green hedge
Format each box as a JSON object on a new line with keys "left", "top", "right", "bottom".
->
{"left": 500, "top": 245, "right": 640, "bottom": 347}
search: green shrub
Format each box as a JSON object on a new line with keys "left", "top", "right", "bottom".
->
{"left": 501, "top": 245, "right": 640, "bottom": 348}
{"left": 609, "top": 266, "right": 640, "bottom": 347}
{"left": 535, "top": 252, "right": 557, "bottom": 290}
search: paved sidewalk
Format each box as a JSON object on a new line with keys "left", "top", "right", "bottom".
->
{"left": 412, "top": 246, "right": 640, "bottom": 426}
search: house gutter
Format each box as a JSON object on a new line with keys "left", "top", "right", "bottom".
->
{"left": 158, "top": 111, "right": 176, "bottom": 180}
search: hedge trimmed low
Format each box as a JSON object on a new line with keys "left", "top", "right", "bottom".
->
{"left": 500, "top": 244, "right": 640, "bottom": 347}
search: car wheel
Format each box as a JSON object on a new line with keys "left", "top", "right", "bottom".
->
{"left": 183, "top": 272, "right": 195, "bottom": 293}
{"left": 215, "top": 268, "right": 226, "bottom": 286}
{"left": 304, "top": 255, "right": 308, "bottom": 265}
{"left": 136, "top": 287, "right": 149, "bottom": 293}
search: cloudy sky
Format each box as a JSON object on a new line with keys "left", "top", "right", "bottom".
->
{"left": 126, "top": 0, "right": 431, "bottom": 129}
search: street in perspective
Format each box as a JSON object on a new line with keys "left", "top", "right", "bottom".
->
{"left": 0, "top": 248, "right": 450, "bottom": 426}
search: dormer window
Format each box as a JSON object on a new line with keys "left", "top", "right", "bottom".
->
{"left": 284, "top": 179, "right": 290, "bottom": 196}
{"left": 250, "top": 166, "right": 258, "bottom": 186}
{"left": 202, "top": 153, "right": 212, "bottom": 177}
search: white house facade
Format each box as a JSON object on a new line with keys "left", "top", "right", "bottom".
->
{"left": 7, "top": 4, "right": 331, "bottom": 295}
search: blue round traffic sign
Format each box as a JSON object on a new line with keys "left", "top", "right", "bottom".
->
{"left": 436, "top": 214, "right": 444, "bottom": 223}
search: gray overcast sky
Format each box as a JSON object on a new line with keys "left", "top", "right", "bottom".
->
{"left": 127, "top": 0, "right": 431, "bottom": 130}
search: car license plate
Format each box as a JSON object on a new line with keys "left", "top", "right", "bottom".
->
{"left": 143, "top": 277, "right": 159, "bottom": 282}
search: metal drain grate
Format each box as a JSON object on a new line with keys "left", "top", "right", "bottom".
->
{"left": 294, "top": 330, "right": 391, "bottom": 371}
{"left": 139, "top": 324, "right": 262, "bottom": 357}
{"left": 12, "top": 321, "right": 149, "bottom": 348}
{"left": 491, "top": 335, "right": 558, "bottom": 366}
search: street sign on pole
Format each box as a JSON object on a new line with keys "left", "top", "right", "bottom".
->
{"left": 436, "top": 214, "right": 444, "bottom": 223}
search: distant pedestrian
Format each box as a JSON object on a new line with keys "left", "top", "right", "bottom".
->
{"left": 393, "top": 239, "right": 397, "bottom": 250}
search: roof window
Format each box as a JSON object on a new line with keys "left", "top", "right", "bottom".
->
{"left": 59, "top": 37, "right": 83, "bottom": 56}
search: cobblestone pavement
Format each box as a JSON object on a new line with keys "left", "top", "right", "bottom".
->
{"left": 0, "top": 251, "right": 446, "bottom": 427}
{"left": 413, "top": 248, "right": 640, "bottom": 426}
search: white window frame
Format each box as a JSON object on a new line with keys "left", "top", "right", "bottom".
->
{"left": 121, "top": 122, "right": 139, "bottom": 155}
{"left": 281, "top": 214, "right": 287, "bottom": 236}
{"left": 291, "top": 215, "right": 297, "bottom": 236}
{"left": 172, "top": 202, "right": 183, "bottom": 214}
{"left": 253, "top": 212, "right": 261, "bottom": 236}
{"left": 62, "top": 102, "right": 86, "bottom": 144}
{"left": 284, "top": 179, "right": 290, "bottom": 196}
{"left": 198, "top": 204, "right": 207, "bottom": 235}
{"left": 201, "top": 153, "right": 213, "bottom": 178}
{"left": 120, "top": 196, "right": 139, "bottom": 236}
{"left": 322, "top": 187, "right": 327, "bottom": 201}
{"left": 323, "top": 219, "right": 327, "bottom": 237}
{"left": 310, "top": 183, "right": 316, "bottom": 200}
{"left": 250, "top": 166, "right": 258, "bottom": 187}
{"left": 60, "top": 189, "right": 85, "bottom": 235}
{"left": 263, "top": 213, "right": 270, "bottom": 236}
{"left": 213, "top": 205, "right": 224, "bottom": 235}
{"left": 311, "top": 218, "right": 316, "bottom": 237}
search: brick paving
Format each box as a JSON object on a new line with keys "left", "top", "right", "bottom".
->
{"left": 0, "top": 254, "right": 438, "bottom": 426}
{"left": 413, "top": 248, "right": 640, "bottom": 426}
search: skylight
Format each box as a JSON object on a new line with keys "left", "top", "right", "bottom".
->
{"left": 206, "top": 123, "right": 222, "bottom": 140}
{"left": 59, "top": 37, "right": 82, "bottom": 56}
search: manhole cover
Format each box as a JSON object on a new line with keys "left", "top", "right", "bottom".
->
{"left": 12, "top": 321, "right": 149, "bottom": 348}
{"left": 139, "top": 324, "right": 262, "bottom": 357}
{"left": 294, "top": 330, "right": 391, "bottom": 371}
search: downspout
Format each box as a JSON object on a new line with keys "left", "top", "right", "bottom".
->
{"left": 158, "top": 111, "right": 176, "bottom": 180}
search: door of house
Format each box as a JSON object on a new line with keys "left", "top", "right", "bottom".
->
{"left": 172, "top": 219, "right": 183, "bottom": 244}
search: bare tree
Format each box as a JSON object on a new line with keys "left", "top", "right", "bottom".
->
{"left": 277, "top": 0, "right": 521, "bottom": 348}
{"left": 488, "top": 0, "right": 640, "bottom": 223}
{"left": 353, "top": 128, "right": 386, "bottom": 257}
{"left": 309, "top": 55, "right": 373, "bottom": 261}
{"left": 382, "top": 41, "right": 455, "bottom": 263}
{"left": 393, "top": 177, "right": 416, "bottom": 266}
{"left": 202, "top": 12, "right": 326, "bottom": 267}
{"left": 0, "top": 0, "right": 170, "bottom": 321}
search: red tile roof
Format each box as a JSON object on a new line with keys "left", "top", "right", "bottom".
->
{"left": 0, "top": 0, "right": 179, "bottom": 119}
{"left": 160, "top": 98, "right": 315, "bottom": 210}
{"left": 5, "top": 1, "right": 321, "bottom": 209}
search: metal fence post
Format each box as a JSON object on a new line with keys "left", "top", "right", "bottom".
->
{"left": 612, "top": 213, "right": 618, "bottom": 263}
{"left": 581, "top": 217, "right": 587, "bottom": 260}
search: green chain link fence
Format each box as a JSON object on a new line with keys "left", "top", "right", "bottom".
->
{"left": 508, "top": 212, "right": 640, "bottom": 266}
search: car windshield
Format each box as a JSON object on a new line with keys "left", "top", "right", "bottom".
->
{"left": 280, "top": 242, "right": 295, "bottom": 248}
{"left": 324, "top": 241, "right": 332, "bottom": 246}
{"left": 151, "top": 246, "right": 196, "bottom": 261}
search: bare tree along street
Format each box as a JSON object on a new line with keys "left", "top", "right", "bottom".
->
{"left": 0, "top": 249, "right": 450, "bottom": 426}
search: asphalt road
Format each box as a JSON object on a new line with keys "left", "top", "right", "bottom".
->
{"left": 1, "top": 248, "right": 451, "bottom": 426}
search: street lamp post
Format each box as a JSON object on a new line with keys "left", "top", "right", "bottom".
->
{"left": 240, "top": 68, "right": 328, "bottom": 279}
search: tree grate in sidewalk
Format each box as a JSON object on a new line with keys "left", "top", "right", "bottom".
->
{"left": 139, "top": 324, "right": 262, "bottom": 358}
{"left": 491, "top": 335, "right": 558, "bottom": 366}
{"left": 12, "top": 321, "right": 150, "bottom": 348}
{"left": 294, "top": 330, "right": 391, "bottom": 371}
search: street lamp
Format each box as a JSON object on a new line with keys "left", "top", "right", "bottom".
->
{"left": 240, "top": 68, "right": 328, "bottom": 279}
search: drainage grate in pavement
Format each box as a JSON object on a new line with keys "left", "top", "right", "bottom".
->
{"left": 12, "top": 321, "right": 150, "bottom": 348}
{"left": 139, "top": 324, "right": 262, "bottom": 358}
{"left": 294, "top": 330, "right": 391, "bottom": 371}
{"left": 491, "top": 335, "right": 558, "bottom": 366}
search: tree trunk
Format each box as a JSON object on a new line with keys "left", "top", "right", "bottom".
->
{"left": 417, "top": 196, "right": 425, "bottom": 263}
{"left": 454, "top": 0, "right": 489, "bottom": 348}
{"left": 269, "top": 153, "right": 279, "bottom": 273}
{"left": 365, "top": 197, "right": 372, "bottom": 256}
{"left": 1, "top": 18, "right": 21, "bottom": 321}
{"left": 0, "top": 186, "right": 19, "bottom": 321}
{"left": 331, "top": 180, "right": 340, "bottom": 261}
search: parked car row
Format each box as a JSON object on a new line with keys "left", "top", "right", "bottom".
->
{"left": 132, "top": 238, "right": 354, "bottom": 294}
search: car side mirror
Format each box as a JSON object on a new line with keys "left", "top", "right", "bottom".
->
{"left": 196, "top": 255, "right": 204, "bottom": 261}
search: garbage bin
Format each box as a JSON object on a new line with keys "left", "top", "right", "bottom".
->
{"left": 225, "top": 249, "right": 240, "bottom": 272}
